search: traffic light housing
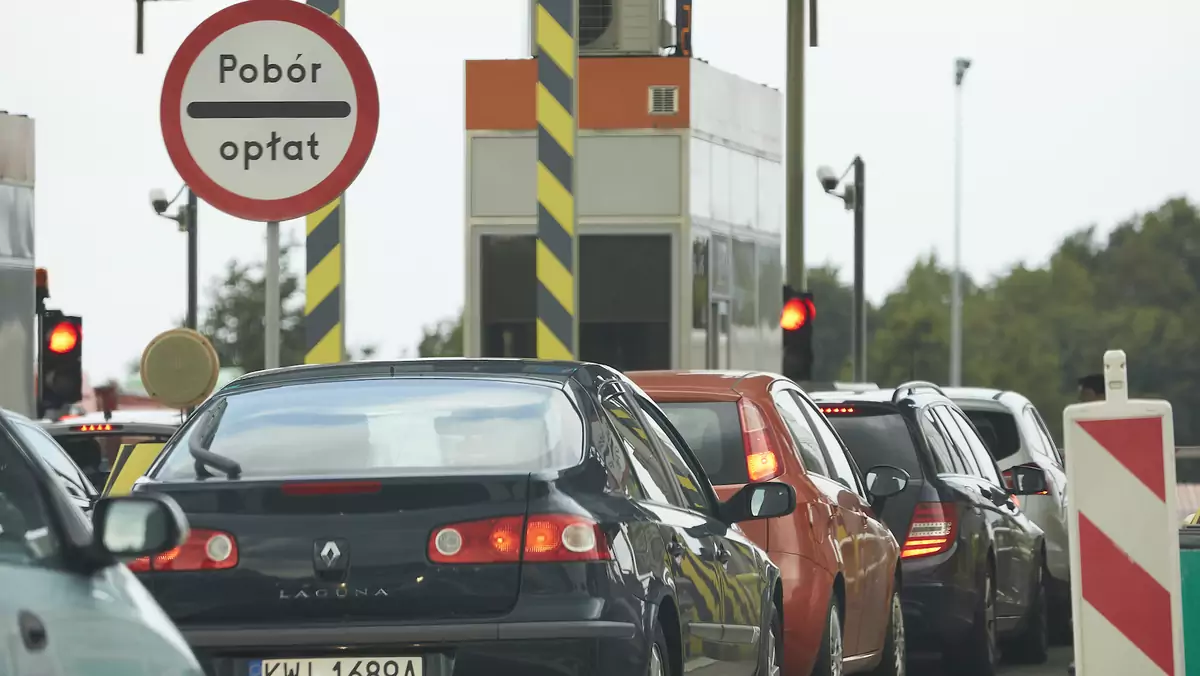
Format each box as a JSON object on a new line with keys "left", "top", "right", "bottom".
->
{"left": 781, "top": 286, "right": 814, "bottom": 382}
{"left": 40, "top": 312, "right": 82, "bottom": 413}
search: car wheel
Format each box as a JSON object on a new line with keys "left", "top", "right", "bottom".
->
{"left": 756, "top": 604, "right": 782, "bottom": 676}
{"left": 649, "top": 621, "right": 671, "bottom": 676}
{"left": 943, "top": 564, "right": 998, "bottom": 676}
{"left": 810, "top": 594, "right": 844, "bottom": 676}
{"left": 1004, "top": 566, "right": 1049, "bottom": 664}
{"left": 866, "top": 588, "right": 906, "bottom": 676}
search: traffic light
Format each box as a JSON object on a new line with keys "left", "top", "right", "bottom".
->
{"left": 781, "top": 286, "right": 815, "bottom": 382}
{"left": 40, "top": 311, "right": 82, "bottom": 413}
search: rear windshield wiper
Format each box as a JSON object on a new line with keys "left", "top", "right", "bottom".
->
{"left": 189, "top": 398, "right": 242, "bottom": 480}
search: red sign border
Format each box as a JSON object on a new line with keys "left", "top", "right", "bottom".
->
{"left": 160, "top": 0, "right": 379, "bottom": 222}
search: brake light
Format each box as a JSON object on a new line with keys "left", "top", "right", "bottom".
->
{"left": 901, "top": 502, "right": 957, "bottom": 559}
{"left": 738, "top": 398, "right": 782, "bottom": 482}
{"left": 820, "top": 406, "right": 856, "bottom": 415}
{"left": 281, "top": 480, "right": 382, "bottom": 496}
{"left": 126, "top": 529, "right": 238, "bottom": 572}
{"left": 72, "top": 424, "right": 117, "bottom": 432}
{"left": 429, "top": 514, "right": 611, "bottom": 564}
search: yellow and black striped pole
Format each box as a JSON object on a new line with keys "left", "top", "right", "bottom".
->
{"left": 305, "top": 0, "right": 346, "bottom": 365}
{"left": 535, "top": 0, "right": 579, "bottom": 360}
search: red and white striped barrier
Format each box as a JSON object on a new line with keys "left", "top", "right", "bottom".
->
{"left": 1065, "top": 350, "right": 1184, "bottom": 675}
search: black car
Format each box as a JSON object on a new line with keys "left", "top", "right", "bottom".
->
{"left": 811, "top": 381, "right": 1049, "bottom": 675}
{"left": 129, "top": 359, "right": 796, "bottom": 676}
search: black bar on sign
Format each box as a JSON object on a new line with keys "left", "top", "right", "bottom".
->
{"left": 186, "top": 101, "right": 351, "bottom": 119}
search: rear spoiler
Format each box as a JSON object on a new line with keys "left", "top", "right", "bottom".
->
{"left": 799, "top": 381, "right": 880, "bottom": 393}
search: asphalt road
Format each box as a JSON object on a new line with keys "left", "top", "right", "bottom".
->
{"left": 910, "top": 647, "right": 1073, "bottom": 675}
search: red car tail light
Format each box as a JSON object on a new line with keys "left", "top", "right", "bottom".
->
{"left": 127, "top": 528, "right": 238, "bottom": 572}
{"left": 738, "top": 398, "right": 782, "bottom": 482}
{"left": 901, "top": 502, "right": 958, "bottom": 559}
{"left": 429, "top": 514, "right": 611, "bottom": 564}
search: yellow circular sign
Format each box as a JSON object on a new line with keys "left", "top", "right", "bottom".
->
{"left": 139, "top": 328, "right": 220, "bottom": 410}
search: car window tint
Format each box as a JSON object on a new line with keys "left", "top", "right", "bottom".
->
{"left": 794, "top": 393, "right": 864, "bottom": 496}
{"left": 658, "top": 401, "right": 748, "bottom": 485}
{"left": 12, "top": 420, "right": 92, "bottom": 499}
{"left": 601, "top": 395, "right": 680, "bottom": 506}
{"left": 932, "top": 406, "right": 981, "bottom": 476}
{"left": 771, "top": 391, "right": 831, "bottom": 477}
{"left": 635, "top": 398, "right": 713, "bottom": 513}
{"left": 156, "top": 379, "right": 585, "bottom": 479}
{"left": 920, "top": 409, "right": 957, "bottom": 474}
{"left": 821, "top": 408, "right": 923, "bottom": 478}
{"left": 948, "top": 408, "right": 1004, "bottom": 486}
{"left": 960, "top": 409, "right": 1021, "bottom": 461}
{"left": 0, "top": 425, "right": 61, "bottom": 568}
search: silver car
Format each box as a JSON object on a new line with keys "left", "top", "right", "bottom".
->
{"left": 942, "top": 387, "right": 1071, "bottom": 643}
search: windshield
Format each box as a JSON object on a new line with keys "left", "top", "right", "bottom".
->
{"left": 657, "top": 402, "right": 748, "bottom": 485}
{"left": 154, "top": 377, "right": 585, "bottom": 480}
{"left": 824, "top": 409, "right": 923, "bottom": 478}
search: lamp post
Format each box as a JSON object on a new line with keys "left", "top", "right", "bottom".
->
{"left": 816, "top": 156, "right": 866, "bottom": 381}
{"left": 149, "top": 185, "right": 199, "bottom": 330}
{"left": 950, "top": 57, "right": 971, "bottom": 386}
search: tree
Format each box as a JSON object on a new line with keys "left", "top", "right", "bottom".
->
{"left": 198, "top": 242, "right": 375, "bottom": 373}
{"left": 419, "top": 312, "right": 464, "bottom": 357}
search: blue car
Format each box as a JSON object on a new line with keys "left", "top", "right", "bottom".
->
{"left": 0, "top": 408, "right": 201, "bottom": 676}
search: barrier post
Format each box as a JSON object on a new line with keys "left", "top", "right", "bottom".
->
{"left": 1065, "top": 349, "right": 1184, "bottom": 675}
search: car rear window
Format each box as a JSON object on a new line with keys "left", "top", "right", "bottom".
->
{"left": 153, "top": 378, "right": 584, "bottom": 480}
{"left": 822, "top": 408, "right": 923, "bottom": 478}
{"left": 657, "top": 402, "right": 748, "bottom": 485}
{"left": 960, "top": 409, "right": 1020, "bottom": 461}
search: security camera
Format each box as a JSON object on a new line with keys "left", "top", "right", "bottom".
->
{"left": 816, "top": 166, "right": 839, "bottom": 192}
{"left": 149, "top": 188, "right": 169, "bottom": 215}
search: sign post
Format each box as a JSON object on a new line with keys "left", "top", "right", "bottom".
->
{"left": 1065, "top": 349, "right": 1185, "bottom": 676}
{"left": 160, "top": 0, "right": 378, "bottom": 369}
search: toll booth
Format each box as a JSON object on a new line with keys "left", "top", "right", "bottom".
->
{"left": 463, "top": 57, "right": 783, "bottom": 372}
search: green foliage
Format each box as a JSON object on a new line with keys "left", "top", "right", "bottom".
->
{"left": 418, "top": 313, "right": 464, "bottom": 357}
{"left": 200, "top": 242, "right": 375, "bottom": 373}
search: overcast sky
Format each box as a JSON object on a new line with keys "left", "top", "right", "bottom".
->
{"left": 2, "top": 0, "right": 1196, "bottom": 382}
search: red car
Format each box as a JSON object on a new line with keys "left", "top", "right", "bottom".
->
{"left": 630, "top": 370, "right": 908, "bottom": 676}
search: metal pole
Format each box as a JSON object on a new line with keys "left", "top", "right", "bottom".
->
{"left": 784, "top": 0, "right": 805, "bottom": 289}
{"left": 950, "top": 58, "right": 969, "bottom": 386}
{"left": 185, "top": 188, "right": 198, "bottom": 331}
{"left": 265, "top": 221, "right": 280, "bottom": 370}
{"left": 853, "top": 157, "right": 866, "bottom": 382}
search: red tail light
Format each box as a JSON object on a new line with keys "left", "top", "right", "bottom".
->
{"left": 901, "top": 502, "right": 957, "bottom": 559}
{"left": 738, "top": 398, "right": 781, "bottom": 482}
{"left": 428, "top": 514, "right": 611, "bottom": 564}
{"left": 127, "top": 528, "right": 238, "bottom": 572}
{"left": 820, "top": 406, "right": 856, "bottom": 415}
{"left": 1001, "top": 467, "right": 1050, "bottom": 496}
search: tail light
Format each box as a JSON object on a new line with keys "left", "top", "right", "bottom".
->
{"left": 820, "top": 406, "right": 856, "bottom": 415}
{"left": 127, "top": 528, "right": 238, "bottom": 572}
{"left": 901, "top": 502, "right": 957, "bottom": 559}
{"left": 738, "top": 398, "right": 782, "bottom": 482}
{"left": 429, "top": 514, "right": 611, "bottom": 564}
{"left": 1001, "top": 466, "right": 1050, "bottom": 496}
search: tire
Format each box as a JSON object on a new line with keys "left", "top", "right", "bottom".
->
{"left": 756, "top": 604, "right": 782, "bottom": 676}
{"left": 1048, "top": 576, "right": 1074, "bottom": 645}
{"left": 942, "top": 564, "right": 999, "bottom": 676}
{"left": 1004, "top": 566, "right": 1049, "bottom": 664}
{"left": 866, "top": 588, "right": 906, "bottom": 676}
{"left": 649, "top": 620, "right": 671, "bottom": 676}
{"left": 809, "top": 594, "right": 845, "bottom": 676}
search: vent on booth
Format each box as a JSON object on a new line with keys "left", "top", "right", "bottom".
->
{"left": 649, "top": 86, "right": 678, "bottom": 115}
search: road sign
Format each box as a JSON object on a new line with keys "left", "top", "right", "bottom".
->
{"left": 1065, "top": 350, "right": 1185, "bottom": 676}
{"left": 140, "top": 328, "right": 220, "bottom": 410}
{"left": 160, "top": 0, "right": 378, "bottom": 222}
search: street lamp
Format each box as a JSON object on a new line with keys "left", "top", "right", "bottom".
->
{"left": 950, "top": 57, "right": 971, "bottom": 387}
{"left": 149, "top": 185, "right": 199, "bottom": 331}
{"left": 816, "top": 156, "right": 866, "bottom": 382}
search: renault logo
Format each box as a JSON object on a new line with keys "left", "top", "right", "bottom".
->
{"left": 313, "top": 538, "right": 349, "bottom": 572}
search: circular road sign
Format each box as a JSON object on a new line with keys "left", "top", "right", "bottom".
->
{"left": 161, "top": 0, "right": 379, "bottom": 222}
{"left": 140, "top": 328, "right": 221, "bottom": 410}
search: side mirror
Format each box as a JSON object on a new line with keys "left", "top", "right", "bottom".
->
{"left": 92, "top": 495, "right": 189, "bottom": 559}
{"left": 1005, "top": 464, "right": 1048, "bottom": 496}
{"left": 722, "top": 482, "right": 797, "bottom": 523}
{"left": 864, "top": 465, "right": 910, "bottom": 499}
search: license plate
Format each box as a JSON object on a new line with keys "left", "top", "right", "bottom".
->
{"left": 253, "top": 657, "right": 421, "bottom": 676}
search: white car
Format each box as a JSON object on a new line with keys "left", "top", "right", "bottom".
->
{"left": 942, "top": 387, "right": 1071, "bottom": 643}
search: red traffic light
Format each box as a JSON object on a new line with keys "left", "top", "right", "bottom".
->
{"left": 47, "top": 321, "right": 79, "bottom": 354}
{"left": 780, "top": 297, "right": 816, "bottom": 331}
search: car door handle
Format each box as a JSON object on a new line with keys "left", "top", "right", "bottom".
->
{"left": 666, "top": 539, "right": 685, "bottom": 558}
{"left": 715, "top": 547, "right": 731, "bottom": 565}
{"left": 18, "top": 610, "right": 47, "bottom": 652}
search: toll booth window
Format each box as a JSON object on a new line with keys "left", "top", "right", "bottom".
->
{"left": 579, "top": 235, "right": 671, "bottom": 371}
{"left": 732, "top": 238, "right": 757, "bottom": 327}
{"left": 480, "top": 235, "right": 536, "bottom": 358}
{"left": 693, "top": 235, "right": 709, "bottom": 330}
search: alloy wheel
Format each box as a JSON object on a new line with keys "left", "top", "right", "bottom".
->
{"left": 650, "top": 643, "right": 664, "bottom": 676}
{"left": 891, "top": 593, "right": 906, "bottom": 676}
{"left": 985, "top": 572, "right": 997, "bottom": 662}
{"left": 830, "top": 604, "right": 844, "bottom": 676}
{"left": 766, "top": 624, "right": 781, "bottom": 676}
